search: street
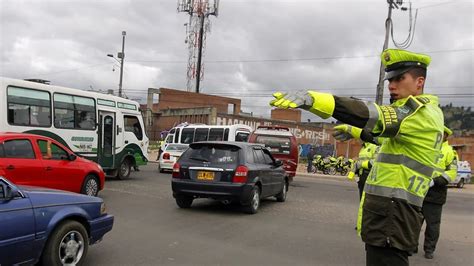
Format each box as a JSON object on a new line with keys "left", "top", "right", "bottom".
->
{"left": 85, "top": 164, "right": 474, "bottom": 265}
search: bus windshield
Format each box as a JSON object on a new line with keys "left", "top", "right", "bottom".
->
{"left": 255, "top": 135, "right": 291, "bottom": 155}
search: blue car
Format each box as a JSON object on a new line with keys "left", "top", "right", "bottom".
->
{"left": 0, "top": 177, "right": 114, "bottom": 265}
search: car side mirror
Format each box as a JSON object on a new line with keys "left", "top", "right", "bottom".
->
{"left": 274, "top": 160, "right": 283, "bottom": 167}
{"left": 68, "top": 154, "right": 77, "bottom": 161}
{"left": 5, "top": 185, "right": 20, "bottom": 200}
{"left": 0, "top": 178, "right": 20, "bottom": 200}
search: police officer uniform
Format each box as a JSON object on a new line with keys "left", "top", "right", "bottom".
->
{"left": 356, "top": 142, "right": 379, "bottom": 200}
{"left": 270, "top": 49, "right": 444, "bottom": 266}
{"left": 422, "top": 126, "right": 458, "bottom": 259}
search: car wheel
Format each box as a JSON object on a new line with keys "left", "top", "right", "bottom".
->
{"left": 176, "top": 195, "right": 193, "bottom": 208}
{"left": 341, "top": 169, "right": 348, "bottom": 176}
{"left": 117, "top": 159, "right": 132, "bottom": 180}
{"left": 81, "top": 175, "right": 99, "bottom": 196}
{"left": 41, "top": 220, "right": 89, "bottom": 266}
{"left": 243, "top": 186, "right": 260, "bottom": 214}
{"left": 275, "top": 181, "right": 288, "bottom": 202}
{"left": 457, "top": 178, "right": 465, "bottom": 188}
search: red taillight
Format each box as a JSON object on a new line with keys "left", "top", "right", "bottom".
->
{"left": 233, "top": 165, "right": 248, "bottom": 183}
{"left": 163, "top": 153, "right": 170, "bottom": 160}
{"left": 172, "top": 162, "right": 180, "bottom": 178}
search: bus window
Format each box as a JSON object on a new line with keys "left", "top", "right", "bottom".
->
{"left": 235, "top": 132, "right": 250, "bottom": 142}
{"left": 124, "top": 116, "right": 143, "bottom": 141}
{"left": 174, "top": 128, "right": 180, "bottom": 143}
{"left": 224, "top": 128, "right": 229, "bottom": 141}
{"left": 54, "top": 93, "right": 96, "bottom": 130}
{"left": 194, "top": 128, "right": 209, "bottom": 142}
{"left": 7, "top": 86, "right": 51, "bottom": 127}
{"left": 181, "top": 128, "right": 195, "bottom": 144}
{"left": 208, "top": 128, "right": 224, "bottom": 141}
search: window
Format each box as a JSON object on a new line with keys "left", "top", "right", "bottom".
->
{"left": 174, "top": 128, "right": 180, "bottom": 143}
{"left": 194, "top": 128, "right": 209, "bottom": 142}
{"left": 124, "top": 116, "right": 143, "bottom": 140}
{"left": 181, "top": 128, "right": 195, "bottom": 144}
{"left": 97, "top": 99, "right": 116, "bottom": 107}
{"left": 54, "top": 93, "right": 96, "bottom": 130}
{"left": 245, "top": 147, "right": 255, "bottom": 164}
{"left": 7, "top": 86, "right": 51, "bottom": 127}
{"left": 262, "top": 150, "right": 274, "bottom": 164}
{"left": 208, "top": 128, "right": 224, "bottom": 141}
{"left": 253, "top": 149, "right": 266, "bottom": 164}
{"left": 224, "top": 128, "right": 229, "bottom": 141}
{"left": 235, "top": 132, "right": 249, "bottom": 142}
{"left": 0, "top": 144, "right": 4, "bottom": 158}
{"left": 37, "top": 140, "right": 69, "bottom": 160}
{"left": 255, "top": 135, "right": 291, "bottom": 155}
{"left": 183, "top": 144, "right": 239, "bottom": 166}
{"left": 3, "top": 139, "right": 35, "bottom": 159}
{"left": 118, "top": 102, "right": 137, "bottom": 110}
{"left": 0, "top": 184, "right": 4, "bottom": 198}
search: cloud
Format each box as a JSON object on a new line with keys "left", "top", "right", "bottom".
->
{"left": 1, "top": 0, "right": 472, "bottom": 119}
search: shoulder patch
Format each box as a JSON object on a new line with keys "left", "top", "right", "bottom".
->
{"left": 417, "top": 97, "right": 430, "bottom": 104}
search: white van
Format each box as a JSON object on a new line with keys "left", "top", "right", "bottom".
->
{"left": 162, "top": 124, "right": 252, "bottom": 150}
{"left": 451, "top": 161, "right": 472, "bottom": 188}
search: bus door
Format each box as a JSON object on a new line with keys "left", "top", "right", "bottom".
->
{"left": 98, "top": 111, "right": 116, "bottom": 169}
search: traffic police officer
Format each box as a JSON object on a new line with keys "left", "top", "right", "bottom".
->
{"left": 333, "top": 124, "right": 381, "bottom": 200}
{"left": 422, "top": 126, "right": 458, "bottom": 259}
{"left": 269, "top": 49, "right": 444, "bottom": 266}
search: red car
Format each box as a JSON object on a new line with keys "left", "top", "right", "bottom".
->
{"left": 0, "top": 132, "right": 105, "bottom": 196}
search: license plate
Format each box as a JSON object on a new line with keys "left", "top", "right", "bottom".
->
{"left": 197, "top": 171, "right": 215, "bottom": 181}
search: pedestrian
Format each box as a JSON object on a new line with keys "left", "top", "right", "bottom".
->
{"left": 269, "top": 49, "right": 444, "bottom": 266}
{"left": 307, "top": 146, "right": 315, "bottom": 173}
{"left": 421, "top": 126, "right": 458, "bottom": 259}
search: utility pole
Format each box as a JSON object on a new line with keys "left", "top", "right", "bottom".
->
{"left": 376, "top": 1, "right": 395, "bottom": 105}
{"left": 107, "top": 31, "right": 126, "bottom": 98}
{"left": 118, "top": 31, "right": 126, "bottom": 98}
{"left": 196, "top": 14, "right": 205, "bottom": 93}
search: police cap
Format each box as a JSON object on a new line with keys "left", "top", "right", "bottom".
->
{"left": 381, "top": 49, "right": 431, "bottom": 80}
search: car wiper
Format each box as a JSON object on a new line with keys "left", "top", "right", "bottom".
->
{"left": 189, "top": 157, "right": 209, "bottom": 162}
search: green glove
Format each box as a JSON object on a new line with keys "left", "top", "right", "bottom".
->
{"left": 270, "top": 90, "right": 335, "bottom": 119}
{"left": 333, "top": 124, "right": 362, "bottom": 141}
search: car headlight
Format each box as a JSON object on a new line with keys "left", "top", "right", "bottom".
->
{"left": 100, "top": 202, "right": 107, "bottom": 215}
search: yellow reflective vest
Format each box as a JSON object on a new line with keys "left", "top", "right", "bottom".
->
{"left": 357, "top": 94, "right": 444, "bottom": 252}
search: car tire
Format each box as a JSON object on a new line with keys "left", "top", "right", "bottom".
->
{"left": 242, "top": 186, "right": 260, "bottom": 214}
{"left": 275, "top": 180, "right": 288, "bottom": 202}
{"left": 117, "top": 158, "right": 132, "bottom": 180}
{"left": 81, "top": 174, "right": 99, "bottom": 196}
{"left": 41, "top": 220, "right": 89, "bottom": 266}
{"left": 457, "top": 178, "right": 465, "bottom": 188}
{"left": 176, "top": 195, "right": 193, "bottom": 208}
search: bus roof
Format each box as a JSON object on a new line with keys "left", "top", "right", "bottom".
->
{"left": 1, "top": 77, "right": 140, "bottom": 110}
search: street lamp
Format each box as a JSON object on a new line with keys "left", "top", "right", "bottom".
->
{"left": 107, "top": 31, "right": 126, "bottom": 97}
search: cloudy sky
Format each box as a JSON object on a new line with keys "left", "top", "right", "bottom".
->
{"left": 1, "top": 0, "right": 472, "bottom": 121}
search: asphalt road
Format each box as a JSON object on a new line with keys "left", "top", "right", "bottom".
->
{"left": 84, "top": 164, "right": 474, "bottom": 265}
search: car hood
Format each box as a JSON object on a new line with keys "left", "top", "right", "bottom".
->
{"left": 20, "top": 185, "right": 102, "bottom": 207}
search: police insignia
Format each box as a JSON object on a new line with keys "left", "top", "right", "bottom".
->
{"left": 384, "top": 52, "right": 390, "bottom": 62}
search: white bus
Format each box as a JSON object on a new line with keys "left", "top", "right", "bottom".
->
{"left": 0, "top": 77, "right": 149, "bottom": 179}
{"left": 162, "top": 124, "right": 252, "bottom": 150}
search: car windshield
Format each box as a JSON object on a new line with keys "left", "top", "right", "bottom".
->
{"left": 166, "top": 144, "right": 188, "bottom": 152}
{"left": 182, "top": 144, "right": 240, "bottom": 166}
{"left": 255, "top": 135, "right": 291, "bottom": 155}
